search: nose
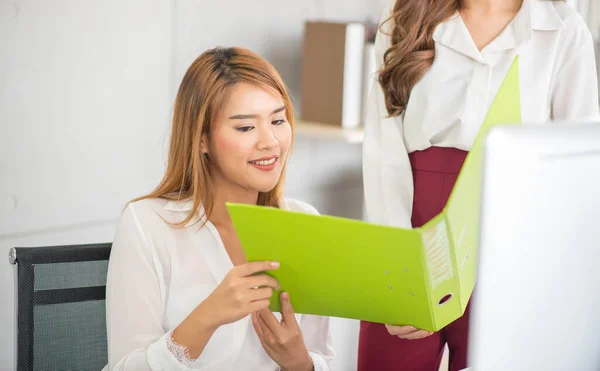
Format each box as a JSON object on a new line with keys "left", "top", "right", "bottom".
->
{"left": 257, "top": 125, "right": 278, "bottom": 150}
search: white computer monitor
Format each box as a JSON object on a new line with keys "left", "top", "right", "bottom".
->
{"left": 468, "top": 122, "right": 600, "bottom": 371}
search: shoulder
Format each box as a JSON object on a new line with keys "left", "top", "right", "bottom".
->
{"left": 112, "top": 198, "right": 209, "bottom": 265}
{"left": 377, "top": 2, "right": 395, "bottom": 33}
{"left": 548, "top": 1, "right": 594, "bottom": 48}
{"left": 120, "top": 197, "right": 197, "bottom": 232}
{"left": 125, "top": 197, "right": 170, "bottom": 221}
{"left": 529, "top": 1, "right": 596, "bottom": 81}
{"left": 550, "top": 1, "right": 590, "bottom": 29}
{"left": 372, "top": 2, "right": 396, "bottom": 58}
{"left": 282, "top": 197, "right": 320, "bottom": 216}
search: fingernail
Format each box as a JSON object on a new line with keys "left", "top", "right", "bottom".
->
{"left": 271, "top": 261, "right": 280, "bottom": 268}
{"left": 281, "top": 292, "right": 289, "bottom": 300}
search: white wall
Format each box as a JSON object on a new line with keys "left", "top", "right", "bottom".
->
{"left": 0, "top": 1, "right": 386, "bottom": 370}
{"left": 1, "top": 1, "right": 172, "bottom": 369}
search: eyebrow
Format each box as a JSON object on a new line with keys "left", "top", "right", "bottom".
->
{"left": 228, "top": 105, "right": 286, "bottom": 120}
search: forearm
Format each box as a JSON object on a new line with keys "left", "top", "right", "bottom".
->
{"left": 170, "top": 302, "right": 219, "bottom": 360}
{"left": 280, "top": 355, "right": 314, "bottom": 371}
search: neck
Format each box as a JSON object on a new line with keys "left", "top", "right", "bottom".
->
{"left": 461, "top": 0, "right": 522, "bottom": 13}
{"left": 208, "top": 181, "right": 259, "bottom": 228}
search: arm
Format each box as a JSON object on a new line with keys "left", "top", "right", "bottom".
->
{"left": 551, "top": 24, "right": 600, "bottom": 121}
{"left": 361, "top": 8, "right": 436, "bottom": 340}
{"left": 362, "top": 83, "right": 437, "bottom": 338}
{"left": 106, "top": 205, "right": 222, "bottom": 370}
{"left": 106, "top": 205, "right": 279, "bottom": 370}
{"left": 106, "top": 204, "right": 197, "bottom": 370}
{"left": 362, "top": 9, "right": 415, "bottom": 228}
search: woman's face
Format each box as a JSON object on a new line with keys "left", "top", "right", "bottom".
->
{"left": 204, "top": 82, "right": 292, "bottom": 197}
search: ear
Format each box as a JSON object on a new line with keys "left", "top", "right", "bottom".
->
{"left": 200, "top": 134, "right": 209, "bottom": 155}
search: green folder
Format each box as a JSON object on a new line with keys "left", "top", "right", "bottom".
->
{"left": 227, "top": 56, "right": 522, "bottom": 332}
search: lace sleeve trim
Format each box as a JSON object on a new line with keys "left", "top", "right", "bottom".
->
{"left": 165, "top": 330, "right": 196, "bottom": 367}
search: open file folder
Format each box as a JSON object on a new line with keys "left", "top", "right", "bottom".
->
{"left": 227, "top": 57, "right": 522, "bottom": 332}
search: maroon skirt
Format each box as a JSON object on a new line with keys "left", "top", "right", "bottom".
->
{"left": 358, "top": 147, "right": 471, "bottom": 371}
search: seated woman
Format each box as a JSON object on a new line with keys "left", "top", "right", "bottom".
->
{"left": 104, "top": 46, "right": 335, "bottom": 371}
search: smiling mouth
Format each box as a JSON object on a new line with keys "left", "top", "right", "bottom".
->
{"left": 249, "top": 157, "right": 277, "bottom": 166}
{"left": 248, "top": 156, "right": 279, "bottom": 171}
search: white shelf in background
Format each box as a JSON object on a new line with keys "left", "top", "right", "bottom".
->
{"left": 294, "top": 120, "right": 364, "bottom": 144}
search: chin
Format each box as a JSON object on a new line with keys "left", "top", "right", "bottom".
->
{"left": 254, "top": 183, "right": 278, "bottom": 194}
{"left": 251, "top": 178, "right": 280, "bottom": 194}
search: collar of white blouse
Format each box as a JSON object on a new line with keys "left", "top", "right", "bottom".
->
{"left": 432, "top": 0, "right": 565, "bottom": 63}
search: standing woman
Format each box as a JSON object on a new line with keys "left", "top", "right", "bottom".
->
{"left": 360, "top": 0, "right": 599, "bottom": 370}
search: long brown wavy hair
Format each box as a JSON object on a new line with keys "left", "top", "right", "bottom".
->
{"left": 380, "top": 0, "right": 560, "bottom": 117}
{"left": 379, "top": 0, "right": 459, "bottom": 117}
{"left": 133, "top": 47, "right": 294, "bottom": 227}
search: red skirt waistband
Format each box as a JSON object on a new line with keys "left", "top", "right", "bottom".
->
{"left": 408, "top": 146, "right": 468, "bottom": 174}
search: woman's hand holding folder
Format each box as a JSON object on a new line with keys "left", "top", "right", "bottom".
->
{"left": 172, "top": 261, "right": 281, "bottom": 359}
{"left": 385, "top": 324, "right": 434, "bottom": 340}
{"left": 252, "top": 292, "right": 314, "bottom": 371}
{"left": 200, "top": 260, "right": 282, "bottom": 327}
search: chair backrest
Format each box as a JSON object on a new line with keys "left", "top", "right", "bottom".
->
{"left": 10, "top": 243, "right": 112, "bottom": 371}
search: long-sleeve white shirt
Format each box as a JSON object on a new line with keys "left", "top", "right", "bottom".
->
{"left": 363, "top": 0, "right": 600, "bottom": 229}
{"left": 104, "top": 197, "right": 335, "bottom": 370}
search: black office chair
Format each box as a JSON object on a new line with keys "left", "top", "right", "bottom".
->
{"left": 9, "top": 243, "right": 112, "bottom": 371}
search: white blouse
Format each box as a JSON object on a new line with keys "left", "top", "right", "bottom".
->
{"left": 363, "top": 0, "right": 600, "bottom": 229}
{"left": 104, "top": 197, "right": 335, "bottom": 371}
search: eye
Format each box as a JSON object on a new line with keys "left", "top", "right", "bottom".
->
{"left": 272, "top": 119, "right": 287, "bottom": 126}
{"left": 235, "top": 126, "right": 254, "bottom": 133}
